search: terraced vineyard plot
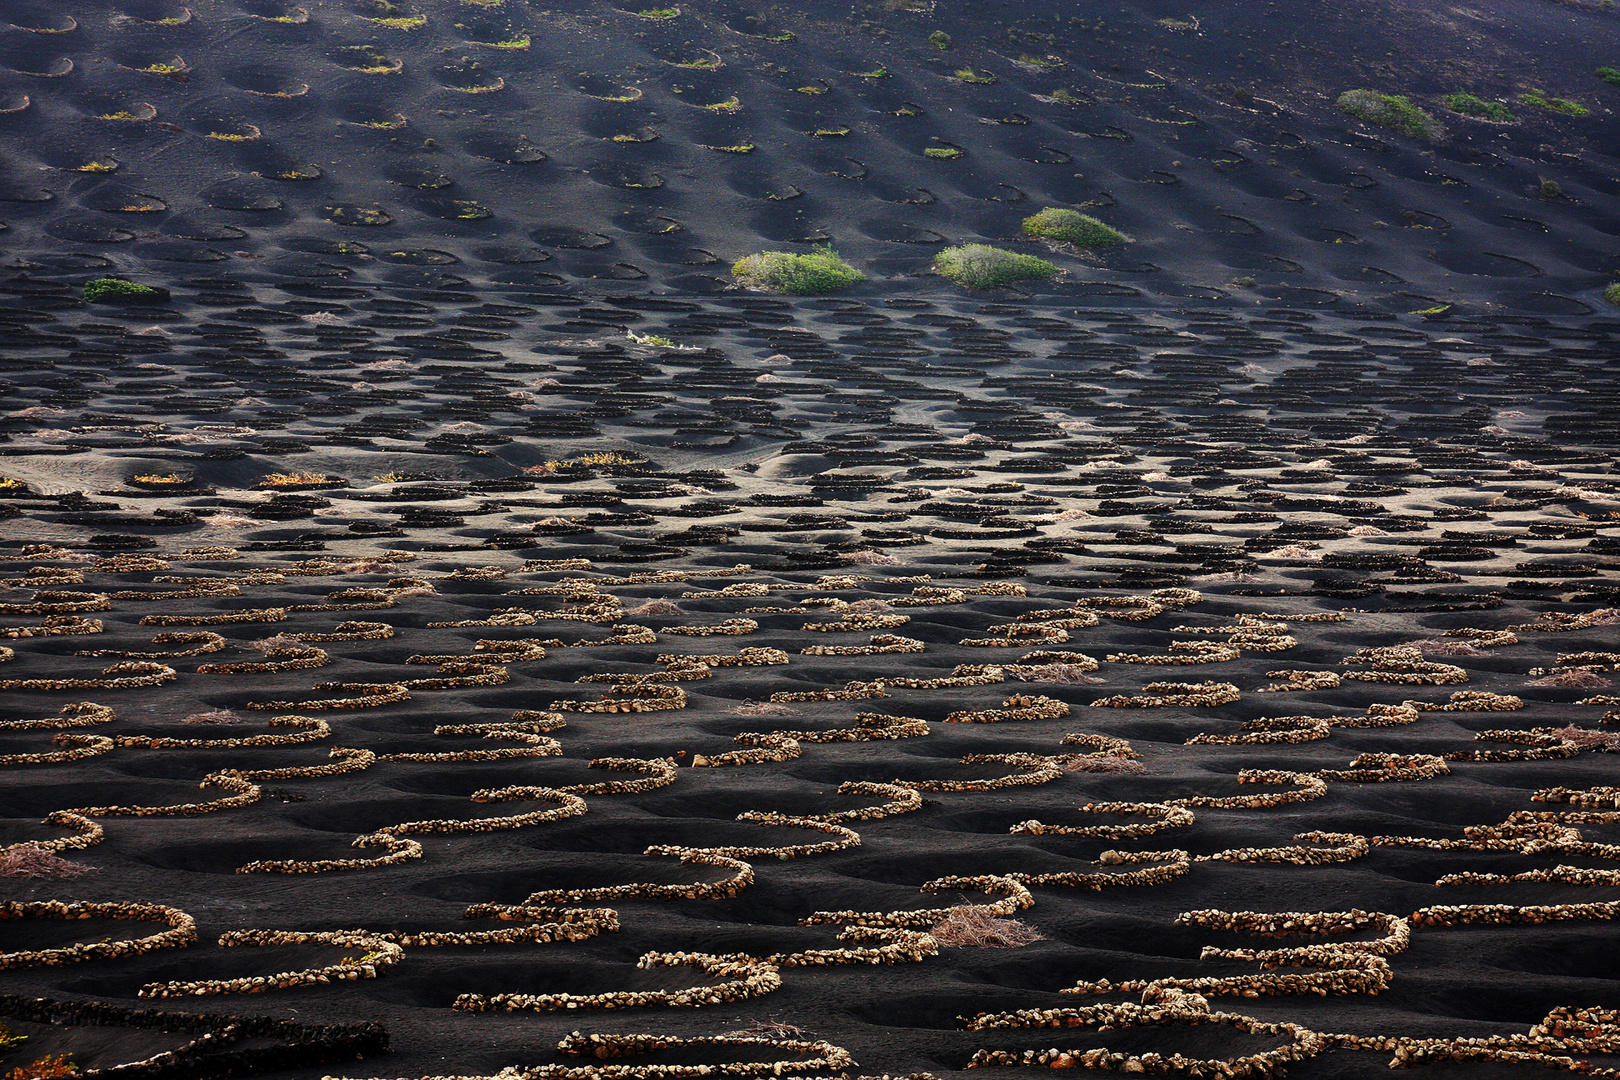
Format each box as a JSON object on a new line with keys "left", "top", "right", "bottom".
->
{"left": 2, "top": 290, "right": 1620, "bottom": 1080}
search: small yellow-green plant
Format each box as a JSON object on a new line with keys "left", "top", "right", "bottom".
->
{"left": 9, "top": 1053, "right": 77, "bottom": 1080}
{"left": 956, "top": 67, "right": 997, "bottom": 84}
{"left": 1442, "top": 92, "right": 1513, "bottom": 121}
{"left": 733, "top": 246, "right": 864, "bottom": 295}
{"left": 701, "top": 95, "right": 741, "bottom": 112}
{"left": 935, "top": 245, "right": 1059, "bottom": 289}
{"left": 924, "top": 146, "right": 963, "bottom": 159}
{"left": 84, "top": 278, "right": 162, "bottom": 303}
{"left": 1022, "top": 207, "right": 1127, "bottom": 246}
{"left": 526, "top": 452, "right": 646, "bottom": 474}
{"left": 1604, "top": 281, "right": 1620, "bottom": 306}
{"left": 259, "top": 471, "right": 333, "bottom": 486}
{"left": 628, "top": 331, "right": 677, "bottom": 347}
{"left": 327, "top": 206, "right": 392, "bottom": 225}
{"left": 638, "top": 7, "right": 679, "bottom": 18}
{"left": 928, "top": 30, "right": 950, "bottom": 49}
{"left": 1519, "top": 89, "right": 1589, "bottom": 116}
{"left": 1337, "top": 89, "right": 1443, "bottom": 139}
{"left": 368, "top": 14, "right": 426, "bottom": 28}
{"left": 1049, "top": 88, "right": 1084, "bottom": 104}
{"left": 1598, "top": 66, "right": 1620, "bottom": 87}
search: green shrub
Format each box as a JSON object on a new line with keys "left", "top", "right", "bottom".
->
{"left": 934, "top": 245, "right": 1059, "bottom": 289}
{"left": 928, "top": 29, "right": 950, "bottom": 50}
{"left": 1021, "top": 208, "right": 1127, "bottom": 247}
{"left": 1540, "top": 178, "right": 1563, "bottom": 199}
{"left": 1442, "top": 92, "right": 1514, "bottom": 122}
{"left": 955, "top": 67, "right": 996, "bottom": 84}
{"left": 1519, "top": 90, "right": 1589, "bottom": 116}
{"left": 1605, "top": 282, "right": 1620, "bottom": 306}
{"left": 923, "top": 146, "right": 962, "bottom": 159}
{"left": 82, "top": 278, "right": 166, "bottom": 304}
{"left": 1598, "top": 66, "right": 1620, "bottom": 87}
{"left": 732, "top": 246, "right": 864, "bottom": 295}
{"left": 1336, "top": 89, "right": 1443, "bottom": 140}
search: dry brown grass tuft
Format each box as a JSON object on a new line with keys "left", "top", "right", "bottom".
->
{"left": 730, "top": 1019, "right": 807, "bottom": 1038}
{"left": 181, "top": 708, "right": 242, "bottom": 724}
{"left": 1065, "top": 756, "right": 1147, "bottom": 774}
{"left": 249, "top": 635, "right": 304, "bottom": 653}
{"left": 1525, "top": 669, "right": 1613, "bottom": 689}
{"left": 203, "top": 512, "right": 260, "bottom": 529}
{"left": 623, "top": 600, "right": 684, "bottom": 618}
{"left": 729, "top": 701, "right": 802, "bottom": 717}
{"left": 0, "top": 845, "right": 97, "bottom": 879}
{"left": 931, "top": 908, "right": 1046, "bottom": 948}
{"left": 1410, "top": 639, "right": 1486, "bottom": 657}
{"left": 1551, "top": 725, "right": 1620, "bottom": 751}
{"left": 841, "top": 550, "right": 899, "bottom": 565}
{"left": 1013, "top": 662, "right": 1104, "bottom": 685}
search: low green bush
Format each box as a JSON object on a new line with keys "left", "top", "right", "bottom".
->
{"left": 1596, "top": 66, "right": 1620, "bottom": 87}
{"left": 1336, "top": 89, "right": 1443, "bottom": 140}
{"left": 1021, "top": 208, "right": 1127, "bottom": 247}
{"left": 928, "top": 30, "right": 950, "bottom": 50}
{"left": 1442, "top": 92, "right": 1514, "bottom": 122}
{"left": 82, "top": 278, "right": 167, "bottom": 304}
{"left": 934, "top": 245, "right": 1059, "bottom": 289}
{"left": 732, "top": 246, "right": 864, "bottom": 295}
{"left": 1519, "top": 89, "right": 1589, "bottom": 116}
{"left": 1605, "top": 282, "right": 1620, "bottom": 306}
